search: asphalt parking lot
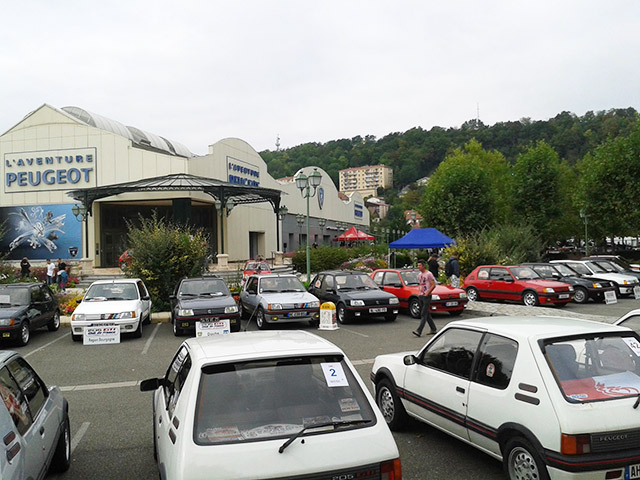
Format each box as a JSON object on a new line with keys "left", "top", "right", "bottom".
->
{"left": 15, "top": 296, "right": 639, "bottom": 479}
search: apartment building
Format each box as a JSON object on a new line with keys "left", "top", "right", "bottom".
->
{"left": 339, "top": 164, "right": 393, "bottom": 197}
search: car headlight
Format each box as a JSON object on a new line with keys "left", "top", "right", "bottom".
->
{"left": 543, "top": 288, "right": 555, "bottom": 293}
{"left": 431, "top": 294, "right": 440, "bottom": 300}
{"left": 178, "top": 309, "right": 194, "bottom": 316}
{"left": 568, "top": 286, "right": 574, "bottom": 292}
{"left": 459, "top": 292, "right": 467, "bottom": 299}
{"left": 268, "top": 303, "right": 282, "bottom": 310}
{"left": 72, "top": 313, "right": 85, "bottom": 321}
{"left": 113, "top": 311, "right": 135, "bottom": 319}
{"left": 225, "top": 305, "right": 238, "bottom": 314}
{"left": 350, "top": 300, "right": 365, "bottom": 306}
{"left": 0, "top": 318, "right": 14, "bottom": 326}
{"left": 592, "top": 282, "right": 602, "bottom": 288}
{"left": 624, "top": 280, "right": 629, "bottom": 285}
{"left": 389, "top": 297, "right": 399, "bottom": 305}
{"left": 306, "top": 301, "right": 320, "bottom": 308}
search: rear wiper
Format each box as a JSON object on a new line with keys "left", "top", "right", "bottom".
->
{"left": 278, "top": 419, "right": 371, "bottom": 453}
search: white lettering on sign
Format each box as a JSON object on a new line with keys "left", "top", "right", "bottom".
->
{"left": 4, "top": 148, "right": 97, "bottom": 193}
{"left": 321, "top": 362, "right": 349, "bottom": 387}
{"left": 623, "top": 337, "right": 640, "bottom": 357}
{"left": 83, "top": 326, "right": 120, "bottom": 345}
{"left": 196, "top": 320, "right": 230, "bottom": 337}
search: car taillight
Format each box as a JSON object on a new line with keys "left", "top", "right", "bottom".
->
{"left": 381, "top": 458, "right": 402, "bottom": 480}
{"left": 561, "top": 433, "right": 591, "bottom": 454}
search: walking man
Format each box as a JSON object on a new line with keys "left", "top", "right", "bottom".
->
{"left": 413, "top": 259, "right": 437, "bottom": 337}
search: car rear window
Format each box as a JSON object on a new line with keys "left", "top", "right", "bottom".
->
{"left": 0, "top": 286, "right": 29, "bottom": 306}
{"left": 193, "top": 355, "right": 375, "bottom": 445}
{"left": 544, "top": 333, "right": 640, "bottom": 403}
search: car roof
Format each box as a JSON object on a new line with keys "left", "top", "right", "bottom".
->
{"left": 447, "top": 316, "right": 630, "bottom": 341}
{"left": 249, "top": 273, "right": 297, "bottom": 279}
{"left": 0, "top": 283, "right": 41, "bottom": 288}
{"left": 88, "top": 278, "right": 142, "bottom": 285}
{"left": 184, "top": 330, "right": 344, "bottom": 363}
{"left": 0, "top": 351, "right": 17, "bottom": 364}
{"left": 320, "top": 270, "right": 370, "bottom": 275}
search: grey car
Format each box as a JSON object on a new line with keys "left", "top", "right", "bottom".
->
{"left": 0, "top": 351, "right": 70, "bottom": 479}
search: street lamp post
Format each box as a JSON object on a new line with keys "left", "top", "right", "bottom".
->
{"left": 71, "top": 203, "right": 89, "bottom": 258}
{"left": 296, "top": 214, "right": 305, "bottom": 248}
{"left": 318, "top": 217, "right": 326, "bottom": 245}
{"left": 580, "top": 209, "right": 590, "bottom": 256}
{"left": 294, "top": 168, "right": 322, "bottom": 284}
{"left": 277, "top": 205, "right": 288, "bottom": 252}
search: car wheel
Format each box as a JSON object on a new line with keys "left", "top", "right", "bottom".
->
{"left": 239, "top": 302, "right": 248, "bottom": 320}
{"left": 49, "top": 414, "right": 71, "bottom": 473}
{"left": 256, "top": 307, "right": 267, "bottom": 330}
{"left": 449, "top": 310, "right": 463, "bottom": 316}
{"left": 132, "top": 319, "right": 143, "bottom": 338}
{"left": 503, "top": 436, "right": 549, "bottom": 480}
{"left": 376, "top": 378, "right": 408, "bottom": 431}
{"left": 466, "top": 287, "right": 479, "bottom": 302}
{"left": 384, "top": 313, "right": 397, "bottom": 322}
{"left": 573, "top": 287, "right": 588, "bottom": 304}
{"left": 172, "top": 318, "right": 182, "bottom": 337}
{"left": 337, "top": 303, "right": 349, "bottom": 324}
{"left": 522, "top": 291, "right": 539, "bottom": 307}
{"left": 48, "top": 310, "right": 61, "bottom": 331}
{"left": 408, "top": 297, "right": 421, "bottom": 318}
{"left": 17, "top": 321, "right": 30, "bottom": 346}
{"left": 143, "top": 313, "right": 151, "bottom": 325}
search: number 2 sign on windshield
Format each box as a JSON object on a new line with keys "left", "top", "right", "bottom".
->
{"left": 321, "top": 363, "right": 349, "bottom": 387}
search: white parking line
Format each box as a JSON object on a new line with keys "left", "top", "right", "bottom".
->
{"left": 71, "top": 421, "right": 90, "bottom": 454}
{"left": 340, "top": 328, "right": 369, "bottom": 338}
{"left": 61, "top": 380, "right": 140, "bottom": 392}
{"left": 141, "top": 323, "right": 161, "bottom": 355}
{"left": 23, "top": 332, "right": 71, "bottom": 358}
{"left": 351, "top": 359, "right": 374, "bottom": 366}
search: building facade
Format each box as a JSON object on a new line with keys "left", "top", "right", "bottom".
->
{"left": 0, "top": 104, "right": 369, "bottom": 268}
{"left": 339, "top": 164, "right": 393, "bottom": 197}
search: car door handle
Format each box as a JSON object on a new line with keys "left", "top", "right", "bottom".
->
{"left": 456, "top": 386, "right": 465, "bottom": 394}
{"left": 39, "top": 426, "right": 45, "bottom": 436}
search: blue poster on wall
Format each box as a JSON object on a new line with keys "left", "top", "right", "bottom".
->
{"left": 0, "top": 204, "right": 82, "bottom": 260}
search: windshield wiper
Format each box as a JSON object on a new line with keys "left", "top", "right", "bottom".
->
{"left": 180, "top": 293, "right": 197, "bottom": 297}
{"left": 278, "top": 419, "right": 370, "bottom": 453}
{"left": 280, "top": 289, "right": 301, "bottom": 292}
{"left": 198, "top": 292, "right": 223, "bottom": 297}
{"left": 634, "top": 393, "right": 640, "bottom": 409}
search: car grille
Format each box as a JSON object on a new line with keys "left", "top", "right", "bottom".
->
{"left": 281, "top": 303, "right": 314, "bottom": 310}
{"left": 590, "top": 428, "right": 640, "bottom": 453}
{"left": 193, "top": 307, "right": 227, "bottom": 316}
{"left": 268, "top": 463, "right": 381, "bottom": 480}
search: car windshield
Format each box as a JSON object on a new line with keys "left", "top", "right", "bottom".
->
{"left": 0, "top": 286, "right": 29, "bottom": 306}
{"left": 555, "top": 263, "right": 578, "bottom": 277}
{"left": 593, "top": 261, "right": 617, "bottom": 273}
{"left": 400, "top": 271, "right": 419, "bottom": 286}
{"left": 565, "top": 263, "right": 591, "bottom": 275}
{"left": 179, "top": 279, "right": 229, "bottom": 297}
{"left": 544, "top": 333, "right": 640, "bottom": 403}
{"left": 85, "top": 283, "right": 138, "bottom": 301}
{"left": 509, "top": 267, "right": 539, "bottom": 280}
{"left": 585, "top": 261, "right": 605, "bottom": 273}
{"left": 259, "top": 277, "right": 305, "bottom": 293}
{"left": 245, "top": 262, "right": 270, "bottom": 272}
{"left": 194, "top": 355, "right": 375, "bottom": 445}
{"left": 531, "top": 265, "right": 559, "bottom": 279}
{"left": 335, "top": 274, "right": 378, "bottom": 290}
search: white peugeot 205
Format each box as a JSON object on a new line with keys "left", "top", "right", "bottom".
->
{"left": 372, "top": 316, "right": 640, "bottom": 480}
{"left": 70, "top": 278, "right": 152, "bottom": 341}
{"left": 140, "top": 330, "right": 401, "bottom": 480}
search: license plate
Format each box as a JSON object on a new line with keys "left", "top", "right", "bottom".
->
{"left": 370, "top": 307, "right": 387, "bottom": 313}
{"left": 2, "top": 333, "right": 9, "bottom": 338}
{"left": 559, "top": 294, "right": 569, "bottom": 299}
{"left": 200, "top": 317, "right": 220, "bottom": 322}
{"left": 626, "top": 463, "right": 640, "bottom": 479}
{"left": 445, "top": 301, "right": 458, "bottom": 307}
{"left": 90, "top": 322, "right": 116, "bottom": 326}
{"left": 288, "top": 312, "right": 306, "bottom": 317}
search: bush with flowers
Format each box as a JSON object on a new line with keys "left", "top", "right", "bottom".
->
{"left": 55, "top": 291, "right": 85, "bottom": 316}
{"left": 339, "top": 256, "right": 388, "bottom": 273}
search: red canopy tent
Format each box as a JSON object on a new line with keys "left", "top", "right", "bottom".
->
{"left": 334, "top": 226, "right": 374, "bottom": 242}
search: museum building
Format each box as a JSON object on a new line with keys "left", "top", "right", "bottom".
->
{"left": 0, "top": 104, "right": 369, "bottom": 268}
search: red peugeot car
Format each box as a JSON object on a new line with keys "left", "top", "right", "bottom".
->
{"left": 242, "top": 260, "right": 271, "bottom": 282}
{"left": 371, "top": 268, "right": 468, "bottom": 317}
{"left": 463, "top": 265, "right": 574, "bottom": 306}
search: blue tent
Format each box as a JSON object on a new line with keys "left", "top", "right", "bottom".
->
{"left": 389, "top": 228, "right": 454, "bottom": 249}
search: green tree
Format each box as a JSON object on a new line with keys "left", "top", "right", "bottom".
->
{"left": 510, "top": 141, "right": 574, "bottom": 244}
{"left": 576, "top": 125, "right": 640, "bottom": 240}
{"left": 126, "top": 213, "right": 208, "bottom": 311}
{"left": 419, "top": 140, "right": 510, "bottom": 237}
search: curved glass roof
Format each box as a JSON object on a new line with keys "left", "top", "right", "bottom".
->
{"left": 62, "top": 106, "right": 194, "bottom": 158}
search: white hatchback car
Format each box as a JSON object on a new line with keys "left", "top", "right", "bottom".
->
{"left": 140, "top": 331, "right": 401, "bottom": 480}
{"left": 70, "top": 278, "right": 152, "bottom": 341}
{"left": 372, "top": 316, "right": 640, "bottom": 480}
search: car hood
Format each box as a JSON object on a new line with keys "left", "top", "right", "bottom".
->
{"left": 586, "top": 272, "right": 638, "bottom": 284}
{"left": 0, "top": 306, "right": 26, "bottom": 319}
{"left": 259, "top": 291, "right": 319, "bottom": 303}
{"left": 519, "top": 279, "right": 571, "bottom": 289}
{"left": 177, "top": 297, "right": 235, "bottom": 309}
{"left": 73, "top": 299, "right": 141, "bottom": 314}
{"left": 337, "top": 289, "right": 395, "bottom": 300}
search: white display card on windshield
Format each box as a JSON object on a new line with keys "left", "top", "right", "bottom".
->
{"left": 321, "top": 363, "right": 349, "bottom": 387}
{"left": 623, "top": 337, "right": 640, "bottom": 356}
{"left": 0, "top": 295, "right": 9, "bottom": 304}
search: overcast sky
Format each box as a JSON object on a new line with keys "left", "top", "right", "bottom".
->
{"left": 1, "top": 1, "right": 639, "bottom": 155}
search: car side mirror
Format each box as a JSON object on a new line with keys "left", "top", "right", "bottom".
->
{"left": 142, "top": 295, "right": 150, "bottom": 301}
{"left": 140, "top": 378, "right": 164, "bottom": 392}
{"left": 169, "top": 294, "right": 176, "bottom": 300}
{"left": 403, "top": 355, "right": 417, "bottom": 366}
{"left": 76, "top": 298, "right": 82, "bottom": 304}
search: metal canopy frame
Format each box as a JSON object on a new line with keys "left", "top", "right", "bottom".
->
{"left": 66, "top": 173, "right": 284, "bottom": 255}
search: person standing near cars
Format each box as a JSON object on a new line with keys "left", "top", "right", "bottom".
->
{"left": 427, "top": 253, "right": 439, "bottom": 278}
{"left": 56, "top": 258, "right": 66, "bottom": 284}
{"left": 413, "top": 259, "right": 437, "bottom": 337}
{"left": 46, "top": 259, "right": 56, "bottom": 285}
{"left": 20, "top": 257, "right": 30, "bottom": 278}
{"left": 446, "top": 252, "right": 461, "bottom": 288}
